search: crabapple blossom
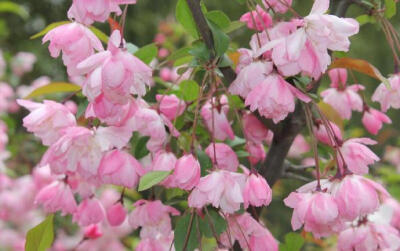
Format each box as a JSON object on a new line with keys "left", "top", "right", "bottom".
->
{"left": 240, "top": 5, "right": 272, "bottom": 31}
{"left": 339, "top": 138, "right": 380, "bottom": 175}
{"left": 313, "top": 120, "right": 342, "bottom": 146}
{"left": 170, "top": 154, "right": 200, "bottom": 190}
{"left": 205, "top": 143, "right": 239, "bottom": 172}
{"left": 243, "top": 171, "right": 272, "bottom": 208}
{"left": 35, "top": 180, "right": 77, "bottom": 215}
{"left": 372, "top": 74, "right": 400, "bottom": 112}
{"left": 242, "top": 112, "right": 270, "bottom": 144}
{"left": 17, "top": 99, "right": 77, "bottom": 146}
{"left": 288, "top": 134, "right": 310, "bottom": 158}
{"left": 155, "top": 94, "right": 186, "bottom": 121}
{"left": 68, "top": 0, "right": 138, "bottom": 25}
{"left": 263, "top": 0, "right": 292, "bottom": 14}
{"left": 246, "top": 142, "right": 266, "bottom": 165}
{"left": 0, "top": 83, "right": 15, "bottom": 114}
{"left": 84, "top": 224, "right": 103, "bottom": 239}
{"left": 73, "top": 198, "right": 105, "bottom": 226}
{"left": 150, "top": 151, "right": 177, "bottom": 187}
{"left": 362, "top": 107, "right": 392, "bottom": 135}
{"left": 106, "top": 203, "right": 126, "bottom": 227}
{"left": 10, "top": 52, "right": 36, "bottom": 76}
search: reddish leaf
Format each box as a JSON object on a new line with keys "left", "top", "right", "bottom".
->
{"left": 330, "top": 58, "right": 387, "bottom": 83}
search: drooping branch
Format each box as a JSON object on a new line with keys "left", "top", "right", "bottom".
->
{"left": 186, "top": 0, "right": 354, "bottom": 187}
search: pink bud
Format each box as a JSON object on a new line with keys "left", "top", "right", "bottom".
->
{"left": 156, "top": 94, "right": 186, "bottom": 121}
{"left": 205, "top": 143, "right": 239, "bottom": 172}
{"left": 246, "top": 142, "right": 266, "bottom": 165}
{"left": 328, "top": 68, "right": 347, "bottom": 88}
{"left": 73, "top": 198, "right": 105, "bottom": 227}
{"left": 84, "top": 224, "right": 102, "bottom": 239}
{"left": 172, "top": 154, "right": 200, "bottom": 190}
{"left": 313, "top": 120, "right": 342, "bottom": 146}
{"left": 240, "top": 5, "right": 272, "bottom": 31}
{"left": 106, "top": 203, "right": 126, "bottom": 227}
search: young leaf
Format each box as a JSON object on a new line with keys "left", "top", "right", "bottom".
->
{"left": 134, "top": 136, "right": 150, "bottom": 159}
{"left": 138, "top": 171, "right": 171, "bottom": 191}
{"left": 280, "top": 232, "right": 305, "bottom": 251}
{"left": 134, "top": 43, "right": 158, "bottom": 64}
{"left": 89, "top": 26, "right": 109, "bottom": 43}
{"left": 207, "top": 20, "right": 230, "bottom": 57}
{"left": 384, "top": 0, "right": 396, "bottom": 19}
{"left": 176, "top": 0, "right": 199, "bottom": 39}
{"left": 0, "top": 1, "right": 29, "bottom": 19}
{"left": 76, "top": 100, "right": 89, "bottom": 118}
{"left": 196, "top": 149, "right": 212, "bottom": 176}
{"left": 205, "top": 10, "right": 231, "bottom": 29}
{"left": 25, "top": 214, "right": 54, "bottom": 251}
{"left": 30, "top": 21, "right": 71, "bottom": 39}
{"left": 24, "top": 82, "right": 81, "bottom": 99}
{"left": 174, "top": 213, "right": 198, "bottom": 251}
{"left": 179, "top": 80, "right": 200, "bottom": 102}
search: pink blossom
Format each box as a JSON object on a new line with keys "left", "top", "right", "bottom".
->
{"left": 338, "top": 222, "right": 400, "bottom": 251}
{"left": 35, "top": 181, "right": 77, "bottom": 215}
{"left": 84, "top": 224, "right": 103, "bottom": 239}
{"left": 150, "top": 151, "right": 177, "bottom": 187}
{"left": 64, "top": 100, "right": 78, "bottom": 114}
{"left": 372, "top": 74, "right": 400, "bottom": 112}
{"left": 0, "top": 83, "right": 15, "bottom": 114}
{"left": 339, "top": 138, "right": 380, "bottom": 175}
{"left": 205, "top": 143, "right": 239, "bottom": 172}
{"left": 246, "top": 73, "right": 311, "bottom": 123}
{"left": 43, "top": 22, "right": 103, "bottom": 76}
{"left": 240, "top": 5, "right": 272, "bottom": 31}
{"left": 328, "top": 68, "right": 347, "bottom": 88}
{"left": 243, "top": 172, "right": 272, "bottom": 208}
{"left": 156, "top": 94, "right": 186, "bottom": 121}
{"left": 222, "top": 213, "right": 278, "bottom": 251}
{"left": 170, "top": 154, "right": 200, "bottom": 190}
{"left": 128, "top": 200, "right": 179, "bottom": 238}
{"left": 68, "top": 0, "right": 137, "bottom": 25}
{"left": 200, "top": 95, "right": 234, "bottom": 141}
{"left": 284, "top": 190, "right": 341, "bottom": 238}
{"left": 188, "top": 170, "right": 246, "bottom": 214}
{"left": 136, "top": 234, "right": 174, "bottom": 251}
{"left": 242, "top": 112, "right": 270, "bottom": 144}
{"left": 77, "top": 31, "right": 152, "bottom": 102}
{"left": 106, "top": 203, "right": 126, "bottom": 227}
{"left": 230, "top": 61, "right": 273, "bottom": 98}
{"left": 263, "top": 0, "right": 292, "bottom": 14}
{"left": 73, "top": 198, "right": 105, "bottom": 226}
{"left": 11, "top": 52, "right": 36, "bottom": 76}
{"left": 288, "top": 134, "right": 310, "bottom": 158}
{"left": 313, "top": 120, "right": 342, "bottom": 146}
{"left": 331, "top": 175, "right": 389, "bottom": 221}
{"left": 320, "top": 84, "right": 364, "bottom": 120}
{"left": 98, "top": 150, "right": 143, "bottom": 188}
{"left": 362, "top": 107, "right": 392, "bottom": 135}
{"left": 17, "top": 99, "right": 77, "bottom": 146}
{"left": 246, "top": 142, "right": 266, "bottom": 165}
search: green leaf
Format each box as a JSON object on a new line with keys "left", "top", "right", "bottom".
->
{"left": 134, "top": 43, "right": 158, "bottom": 64}
{"left": 224, "top": 20, "right": 245, "bottom": 33}
{"left": 167, "top": 46, "right": 191, "bottom": 61}
{"left": 138, "top": 171, "right": 171, "bottom": 191}
{"left": 0, "top": 1, "right": 29, "bottom": 19}
{"left": 176, "top": 0, "right": 199, "bottom": 39}
{"left": 196, "top": 149, "right": 212, "bottom": 176}
{"left": 88, "top": 26, "right": 109, "bottom": 43}
{"left": 30, "top": 21, "right": 71, "bottom": 39}
{"left": 134, "top": 136, "right": 150, "bottom": 159}
{"left": 226, "top": 136, "right": 246, "bottom": 148}
{"left": 207, "top": 20, "right": 230, "bottom": 57}
{"left": 199, "top": 209, "right": 227, "bottom": 238}
{"left": 384, "top": 0, "right": 396, "bottom": 18}
{"left": 356, "top": 14, "right": 376, "bottom": 25}
{"left": 180, "top": 80, "right": 200, "bottom": 102}
{"left": 280, "top": 233, "right": 305, "bottom": 251}
{"left": 174, "top": 214, "right": 198, "bottom": 251}
{"left": 205, "top": 10, "right": 231, "bottom": 29}
{"left": 236, "top": 150, "right": 250, "bottom": 158}
{"left": 76, "top": 100, "right": 89, "bottom": 118}
{"left": 25, "top": 214, "right": 54, "bottom": 251}
{"left": 24, "top": 82, "right": 81, "bottom": 99}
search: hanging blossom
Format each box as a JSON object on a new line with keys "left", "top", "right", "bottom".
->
{"left": 372, "top": 74, "right": 400, "bottom": 112}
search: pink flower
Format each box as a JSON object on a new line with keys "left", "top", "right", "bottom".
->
{"left": 98, "top": 150, "right": 143, "bottom": 188}
{"left": 372, "top": 74, "right": 400, "bottom": 112}
{"left": 156, "top": 94, "right": 186, "bottom": 121}
{"left": 150, "top": 151, "right": 177, "bottom": 187}
{"left": 321, "top": 69, "right": 364, "bottom": 119}
{"left": 84, "top": 224, "right": 103, "bottom": 239}
{"left": 243, "top": 172, "right": 272, "bottom": 208}
{"left": 246, "top": 142, "right": 266, "bottom": 165}
{"left": 313, "top": 120, "right": 342, "bottom": 146}
{"left": 288, "top": 134, "right": 310, "bottom": 158}
{"left": 73, "top": 198, "right": 105, "bottom": 226}
{"left": 0, "top": 83, "right": 15, "bottom": 114}
{"left": 17, "top": 99, "right": 77, "bottom": 146}
{"left": 230, "top": 61, "right": 273, "bottom": 98}
{"left": 205, "top": 143, "right": 239, "bottom": 172}
{"left": 240, "top": 5, "right": 272, "bottom": 31}
{"left": 263, "top": 0, "right": 292, "bottom": 14}
{"left": 128, "top": 200, "right": 179, "bottom": 238}
{"left": 200, "top": 95, "right": 234, "bottom": 141}
{"left": 68, "top": 0, "right": 137, "bottom": 25}
{"left": 106, "top": 202, "right": 126, "bottom": 227}
{"left": 136, "top": 234, "right": 174, "bottom": 251}
{"left": 284, "top": 190, "right": 341, "bottom": 238}
{"left": 188, "top": 170, "right": 246, "bottom": 213}
{"left": 338, "top": 222, "right": 400, "bottom": 251}
{"left": 77, "top": 30, "right": 152, "bottom": 102}
{"left": 331, "top": 175, "right": 389, "bottom": 221}
{"left": 35, "top": 181, "right": 77, "bottom": 215}
{"left": 43, "top": 22, "right": 103, "bottom": 76}
{"left": 339, "top": 138, "right": 380, "bottom": 175}
{"left": 242, "top": 112, "right": 270, "bottom": 144}
{"left": 11, "top": 52, "right": 36, "bottom": 76}
{"left": 246, "top": 73, "right": 311, "bottom": 123}
{"left": 222, "top": 213, "right": 278, "bottom": 251}
{"left": 362, "top": 107, "right": 392, "bottom": 135}
{"left": 171, "top": 154, "right": 200, "bottom": 190}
